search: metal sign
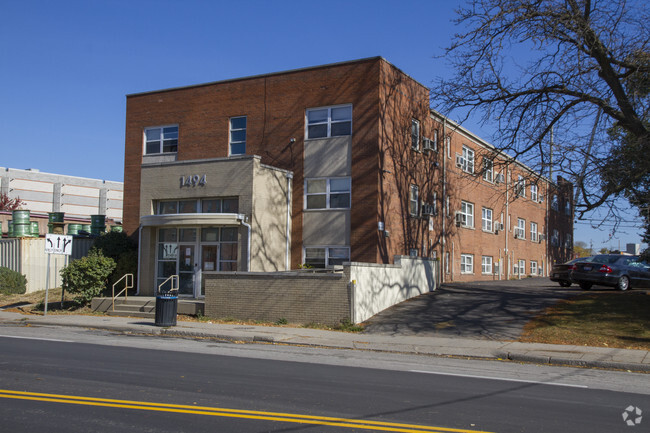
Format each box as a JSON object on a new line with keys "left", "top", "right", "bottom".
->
{"left": 45, "top": 234, "right": 73, "bottom": 255}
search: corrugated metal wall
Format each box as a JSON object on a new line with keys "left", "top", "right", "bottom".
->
{"left": 0, "top": 237, "right": 94, "bottom": 293}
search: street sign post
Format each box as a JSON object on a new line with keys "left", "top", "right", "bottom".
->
{"left": 44, "top": 234, "right": 73, "bottom": 315}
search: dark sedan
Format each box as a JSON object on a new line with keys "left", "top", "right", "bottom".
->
{"left": 570, "top": 254, "right": 650, "bottom": 291}
{"left": 550, "top": 256, "right": 593, "bottom": 287}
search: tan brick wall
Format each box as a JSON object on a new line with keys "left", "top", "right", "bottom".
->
{"left": 203, "top": 270, "right": 351, "bottom": 326}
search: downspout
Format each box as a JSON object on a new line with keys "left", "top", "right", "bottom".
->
{"left": 505, "top": 161, "right": 510, "bottom": 280}
{"left": 285, "top": 172, "right": 293, "bottom": 271}
{"left": 240, "top": 216, "right": 251, "bottom": 272}
{"left": 441, "top": 118, "right": 447, "bottom": 284}
{"left": 136, "top": 224, "right": 142, "bottom": 295}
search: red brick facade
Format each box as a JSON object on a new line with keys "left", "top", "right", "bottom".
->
{"left": 123, "top": 57, "right": 573, "bottom": 281}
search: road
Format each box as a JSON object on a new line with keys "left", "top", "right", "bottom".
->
{"left": 0, "top": 323, "right": 648, "bottom": 432}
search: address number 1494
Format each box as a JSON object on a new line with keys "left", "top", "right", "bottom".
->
{"left": 180, "top": 175, "right": 207, "bottom": 188}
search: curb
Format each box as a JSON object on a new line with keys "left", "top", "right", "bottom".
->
{"left": 495, "top": 351, "right": 650, "bottom": 373}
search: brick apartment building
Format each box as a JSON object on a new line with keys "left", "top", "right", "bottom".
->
{"left": 123, "top": 57, "right": 573, "bottom": 297}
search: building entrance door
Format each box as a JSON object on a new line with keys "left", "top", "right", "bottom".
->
{"left": 178, "top": 243, "right": 198, "bottom": 296}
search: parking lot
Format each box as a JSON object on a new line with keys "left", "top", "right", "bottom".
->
{"left": 362, "top": 277, "right": 586, "bottom": 340}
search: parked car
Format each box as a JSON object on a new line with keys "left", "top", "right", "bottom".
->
{"left": 570, "top": 254, "right": 650, "bottom": 291}
{"left": 550, "top": 257, "right": 593, "bottom": 287}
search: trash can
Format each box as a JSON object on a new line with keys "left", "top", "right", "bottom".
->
{"left": 155, "top": 293, "right": 178, "bottom": 327}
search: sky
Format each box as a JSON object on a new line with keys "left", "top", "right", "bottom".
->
{"left": 0, "top": 0, "right": 645, "bottom": 251}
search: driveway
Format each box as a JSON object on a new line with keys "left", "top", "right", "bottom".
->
{"left": 362, "top": 278, "right": 584, "bottom": 340}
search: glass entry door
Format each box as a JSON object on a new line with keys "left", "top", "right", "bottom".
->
{"left": 178, "top": 243, "right": 197, "bottom": 295}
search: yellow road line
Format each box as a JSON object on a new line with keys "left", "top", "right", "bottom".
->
{"left": 0, "top": 389, "right": 494, "bottom": 433}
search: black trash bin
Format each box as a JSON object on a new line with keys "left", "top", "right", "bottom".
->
{"left": 155, "top": 293, "right": 178, "bottom": 327}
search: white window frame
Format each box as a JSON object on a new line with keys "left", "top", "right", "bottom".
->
{"left": 144, "top": 125, "right": 178, "bottom": 155}
{"left": 305, "top": 104, "right": 352, "bottom": 139}
{"left": 303, "top": 246, "right": 350, "bottom": 268}
{"left": 460, "top": 201, "right": 474, "bottom": 228}
{"left": 483, "top": 158, "right": 493, "bottom": 182}
{"left": 481, "top": 256, "right": 493, "bottom": 275}
{"left": 531, "top": 222, "right": 538, "bottom": 242}
{"left": 304, "top": 177, "right": 351, "bottom": 210}
{"left": 518, "top": 259, "right": 525, "bottom": 276}
{"left": 460, "top": 145, "right": 475, "bottom": 173}
{"left": 461, "top": 254, "right": 474, "bottom": 274}
{"left": 515, "top": 218, "right": 526, "bottom": 239}
{"left": 482, "top": 207, "right": 493, "bottom": 232}
{"left": 409, "top": 185, "right": 419, "bottom": 216}
{"left": 515, "top": 175, "right": 526, "bottom": 197}
{"left": 229, "top": 116, "right": 247, "bottom": 156}
{"left": 530, "top": 260, "right": 538, "bottom": 276}
{"left": 411, "top": 119, "right": 420, "bottom": 150}
{"left": 530, "top": 184, "right": 538, "bottom": 202}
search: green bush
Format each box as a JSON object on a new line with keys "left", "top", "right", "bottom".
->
{"left": 0, "top": 267, "right": 27, "bottom": 295}
{"left": 60, "top": 248, "right": 116, "bottom": 305}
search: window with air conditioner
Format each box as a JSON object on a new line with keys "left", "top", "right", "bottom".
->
{"left": 459, "top": 201, "right": 474, "bottom": 228}
{"left": 409, "top": 185, "right": 419, "bottom": 216}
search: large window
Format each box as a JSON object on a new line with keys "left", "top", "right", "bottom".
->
{"left": 482, "top": 207, "right": 493, "bottom": 232}
{"left": 229, "top": 116, "right": 247, "bottom": 155}
{"left": 306, "top": 105, "right": 352, "bottom": 139}
{"left": 530, "top": 261, "right": 538, "bottom": 276}
{"left": 481, "top": 256, "right": 493, "bottom": 275}
{"left": 145, "top": 126, "right": 178, "bottom": 154}
{"left": 515, "top": 218, "right": 526, "bottom": 239}
{"left": 459, "top": 201, "right": 474, "bottom": 228}
{"left": 483, "top": 158, "right": 493, "bottom": 182}
{"left": 457, "top": 145, "right": 475, "bottom": 173}
{"left": 305, "top": 178, "right": 351, "bottom": 209}
{"left": 531, "top": 184, "right": 538, "bottom": 202}
{"left": 409, "top": 185, "right": 419, "bottom": 216}
{"left": 411, "top": 119, "right": 420, "bottom": 150}
{"left": 531, "top": 222, "right": 538, "bottom": 242}
{"left": 461, "top": 254, "right": 474, "bottom": 274}
{"left": 304, "top": 246, "right": 350, "bottom": 268}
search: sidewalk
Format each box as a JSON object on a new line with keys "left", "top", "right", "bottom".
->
{"left": 1, "top": 310, "right": 648, "bottom": 372}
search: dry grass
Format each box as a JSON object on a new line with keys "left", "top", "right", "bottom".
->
{"left": 521, "top": 292, "right": 650, "bottom": 350}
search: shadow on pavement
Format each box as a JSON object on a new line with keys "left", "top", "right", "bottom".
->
{"left": 362, "top": 278, "right": 585, "bottom": 340}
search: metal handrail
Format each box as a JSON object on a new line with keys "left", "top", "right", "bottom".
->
{"left": 158, "top": 274, "right": 179, "bottom": 296}
{"left": 111, "top": 273, "right": 134, "bottom": 312}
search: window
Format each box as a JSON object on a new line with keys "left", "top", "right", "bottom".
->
{"left": 306, "top": 105, "right": 352, "bottom": 139}
{"left": 565, "top": 200, "right": 572, "bottom": 216}
{"left": 551, "top": 229, "right": 559, "bottom": 246}
{"left": 565, "top": 233, "right": 572, "bottom": 249}
{"left": 201, "top": 227, "right": 239, "bottom": 271}
{"left": 482, "top": 207, "right": 493, "bottom": 232}
{"left": 531, "top": 184, "right": 538, "bottom": 202}
{"left": 518, "top": 259, "right": 525, "bottom": 275}
{"left": 409, "top": 185, "right": 419, "bottom": 216}
{"left": 145, "top": 126, "right": 178, "bottom": 154}
{"left": 457, "top": 145, "right": 475, "bottom": 173}
{"left": 157, "top": 198, "right": 238, "bottom": 214}
{"left": 229, "top": 116, "right": 246, "bottom": 155}
{"left": 411, "top": 119, "right": 420, "bottom": 150}
{"left": 515, "top": 218, "right": 525, "bottom": 239}
{"left": 531, "top": 222, "right": 538, "bottom": 242}
{"left": 460, "top": 201, "right": 474, "bottom": 228}
{"left": 305, "top": 178, "right": 351, "bottom": 209}
{"left": 445, "top": 252, "right": 450, "bottom": 274}
{"left": 483, "top": 158, "right": 493, "bottom": 182}
{"left": 304, "top": 246, "right": 350, "bottom": 268}
{"left": 461, "top": 254, "right": 474, "bottom": 274}
{"left": 531, "top": 261, "right": 538, "bottom": 276}
{"left": 515, "top": 175, "right": 526, "bottom": 197}
{"left": 432, "top": 129, "right": 439, "bottom": 151}
{"left": 551, "top": 195, "right": 559, "bottom": 211}
{"left": 482, "top": 256, "right": 493, "bottom": 274}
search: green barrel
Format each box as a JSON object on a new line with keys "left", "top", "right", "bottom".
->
{"left": 12, "top": 222, "right": 31, "bottom": 237}
{"left": 30, "top": 221, "right": 40, "bottom": 237}
{"left": 12, "top": 210, "right": 30, "bottom": 225}
{"left": 48, "top": 212, "right": 65, "bottom": 223}
{"left": 82, "top": 224, "right": 91, "bottom": 233}
{"left": 67, "top": 224, "right": 82, "bottom": 235}
{"left": 8, "top": 221, "right": 13, "bottom": 237}
{"left": 90, "top": 214, "right": 106, "bottom": 235}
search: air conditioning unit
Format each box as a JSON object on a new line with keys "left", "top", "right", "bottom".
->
{"left": 498, "top": 223, "right": 505, "bottom": 231}
{"left": 539, "top": 195, "right": 544, "bottom": 203}
{"left": 455, "top": 153, "right": 463, "bottom": 168}
{"left": 455, "top": 212, "right": 463, "bottom": 227}
{"left": 514, "top": 233, "right": 519, "bottom": 239}
{"left": 539, "top": 233, "right": 546, "bottom": 241}
{"left": 494, "top": 229, "right": 499, "bottom": 235}
{"left": 421, "top": 203, "right": 435, "bottom": 216}
{"left": 495, "top": 173, "right": 505, "bottom": 184}
{"left": 423, "top": 137, "right": 433, "bottom": 151}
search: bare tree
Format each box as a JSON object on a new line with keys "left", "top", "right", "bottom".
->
{"left": 434, "top": 0, "right": 649, "bottom": 222}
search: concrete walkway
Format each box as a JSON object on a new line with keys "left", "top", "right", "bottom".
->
{"left": 1, "top": 309, "right": 648, "bottom": 373}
